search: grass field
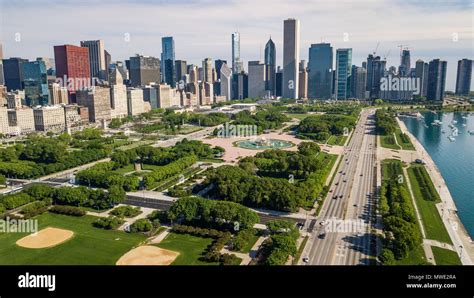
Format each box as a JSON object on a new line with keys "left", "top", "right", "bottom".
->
{"left": 286, "top": 113, "right": 311, "bottom": 120}
{"left": 407, "top": 166, "right": 452, "bottom": 244}
{"left": 394, "top": 244, "right": 427, "bottom": 265}
{"left": 395, "top": 129, "right": 415, "bottom": 150}
{"left": 326, "top": 135, "right": 348, "bottom": 146}
{"left": 380, "top": 134, "right": 401, "bottom": 150}
{"left": 156, "top": 232, "right": 218, "bottom": 265}
{"left": 237, "top": 232, "right": 260, "bottom": 254}
{"left": 431, "top": 247, "right": 462, "bottom": 265}
{"left": 0, "top": 213, "right": 146, "bottom": 265}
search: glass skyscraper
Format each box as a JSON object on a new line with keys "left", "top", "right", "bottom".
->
{"left": 232, "top": 32, "right": 242, "bottom": 74}
{"left": 22, "top": 58, "right": 48, "bottom": 106}
{"left": 335, "top": 48, "right": 352, "bottom": 100}
{"left": 308, "top": 43, "right": 333, "bottom": 99}
{"left": 161, "top": 36, "right": 176, "bottom": 88}
{"left": 264, "top": 37, "right": 276, "bottom": 95}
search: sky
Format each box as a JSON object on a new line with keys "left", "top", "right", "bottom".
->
{"left": 1, "top": 0, "right": 473, "bottom": 90}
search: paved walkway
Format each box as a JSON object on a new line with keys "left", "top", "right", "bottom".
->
{"left": 149, "top": 228, "right": 171, "bottom": 244}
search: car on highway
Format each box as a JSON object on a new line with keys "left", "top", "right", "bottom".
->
{"left": 318, "top": 233, "right": 327, "bottom": 239}
{"left": 302, "top": 256, "right": 310, "bottom": 263}
{"left": 353, "top": 204, "right": 358, "bottom": 207}
{"left": 335, "top": 182, "right": 339, "bottom": 186}
{"left": 343, "top": 179, "right": 347, "bottom": 182}
{"left": 319, "top": 220, "right": 326, "bottom": 226}
{"left": 333, "top": 195, "right": 338, "bottom": 200}
{"left": 339, "top": 195, "right": 343, "bottom": 198}
{"left": 360, "top": 174, "right": 363, "bottom": 177}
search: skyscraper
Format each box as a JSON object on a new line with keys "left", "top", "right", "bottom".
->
{"left": 214, "top": 59, "right": 227, "bottom": 80}
{"left": 175, "top": 60, "right": 187, "bottom": 83}
{"left": 0, "top": 43, "right": 4, "bottom": 85}
{"left": 298, "top": 61, "right": 308, "bottom": 99}
{"left": 399, "top": 49, "right": 411, "bottom": 77}
{"left": 427, "top": 59, "right": 447, "bottom": 101}
{"left": 282, "top": 18, "right": 300, "bottom": 99}
{"left": 350, "top": 65, "right": 367, "bottom": 99}
{"left": 22, "top": 58, "right": 48, "bottom": 106}
{"left": 308, "top": 43, "right": 333, "bottom": 99}
{"left": 415, "top": 59, "right": 429, "bottom": 97}
{"left": 54, "top": 45, "right": 90, "bottom": 102}
{"left": 220, "top": 63, "right": 232, "bottom": 101}
{"left": 335, "top": 48, "right": 352, "bottom": 100}
{"left": 264, "top": 37, "right": 276, "bottom": 95}
{"left": 2, "top": 57, "right": 28, "bottom": 91}
{"left": 455, "top": 58, "right": 472, "bottom": 96}
{"left": 161, "top": 37, "right": 176, "bottom": 87}
{"left": 248, "top": 61, "right": 266, "bottom": 98}
{"left": 80, "top": 40, "right": 107, "bottom": 80}
{"left": 366, "top": 54, "right": 386, "bottom": 99}
{"left": 128, "top": 55, "right": 160, "bottom": 87}
{"left": 202, "top": 58, "right": 213, "bottom": 83}
{"left": 231, "top": 32, "right": 242, "bottom": 74}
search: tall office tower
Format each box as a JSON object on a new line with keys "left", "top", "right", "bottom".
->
{"left": 202, "top": 58, "right": 213, "bottom": 83}
{"left": 282, "top": 18, "right": 300, "bottom": 99}
{"left": 215, "top": 59, "right": 227, "bottom": 81}
{"left": 220, "top": 63, "right": 232, "bottom": 100}
{"left": 126, "top": 88, "right": 146, "bottom": 116}
{"left": 128, "top": 55, "right": 160, "bottom": 87}
{"left": 427, "top": 59, "right": 447, "bottom": 101}
{"left": 189, "top": 65, "right": 198, "bottom": 83}
{"left": 232, "top": 32, "right": 243, "bottom": 74}
{"left": 0, "top": 43, "right": 4, "bottom": 85}
{"left": 104, "top": 50, "right": 111, "bottom": 76}
{"left": 366, "top": 54, "right": 386, "bottom": 99}
{"left": 175, "top": 60, "right": 187, "bottom": 83}
{"left": 264, "top": 37, "right": 276, "bottom": 95}
{"left": 76, "top": 86, "right": 111, "bottom": 122}
{"left": 3, "top": 57, "right": 28, "bottom": 91}
{"left": 22, "top": 58, "right": 48, "bottom": 106}
{"left": 248, "top": 61, "right": 266, "bottom": 98}
{"left": 455, "top": 58, "right": 472, "bottom": 96}
{"left": 54, "top": 45, "right": 90, "bottom": 102}
{"left": 161, "top": 37, "right": 176, "bottom": 87}
{"left": 308, "top": 43, "right": 333, "bottom": 99}
{"left": 110, "top": 69, "right": 128, "bottom": 118}
{"left": 298, "top": 66, "right": 308, "bottom": 99}
{"left": 335, "top": 48, "right": 352, "bottom": 100}
{"left": 415, "top": 59, "right": 429, "bottom": 97}
{"left": 232, "top": 73, "right": 248, "bottom": 100}
{"left": 48, "top": 82, "right": 68, "bottom": 105}
{"left": 275, "top": 68, "right": 283, "bottom": 97}
{"left": 350, "top": 65, "right": 367, "bottom": 99}
{"left": 399, "top": 49, "right": 411, "bottom": 76}
{"left": 80, "top": 40, "right": 107, "bottom": 80}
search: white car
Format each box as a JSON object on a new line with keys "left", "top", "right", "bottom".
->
{"left": 303, "top": 256, "right": 310, "bottom": 263}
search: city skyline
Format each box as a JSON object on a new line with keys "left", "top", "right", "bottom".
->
{"left": 1, "top": 0, "right": 472, "bottom": 90}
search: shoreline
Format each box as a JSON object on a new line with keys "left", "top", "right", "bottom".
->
{"left": 396, "top": 117, "right": 473, "bottom": 265}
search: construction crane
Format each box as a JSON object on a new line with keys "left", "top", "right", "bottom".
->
{"left": 373, "top": 42, "right": 380, "bottom": 56}
{"left": 397, "top": 44, "right": 410, "bottom": 57}
{"left": 383, "top": 49, "right": 391, "bottom": 61}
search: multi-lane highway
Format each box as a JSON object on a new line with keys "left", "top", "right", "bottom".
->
{"left": 303, "top": 109, "right": 377, "bottom": 265}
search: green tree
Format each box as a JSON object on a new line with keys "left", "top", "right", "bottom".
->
{"left": 108, "top": 185, "right": 126, "bottom": 205}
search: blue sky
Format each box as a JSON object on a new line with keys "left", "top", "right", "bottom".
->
{"left": 1, "top": 0, "right": 473, "bottom": 90}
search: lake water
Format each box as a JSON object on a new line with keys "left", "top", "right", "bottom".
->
{"left": 401, "top": 112, "right": 474, "bottom": 238}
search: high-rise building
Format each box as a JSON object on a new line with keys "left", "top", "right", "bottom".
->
{"left": 110, "top": 69, "right": 128, "bottom": 118}
{"left": 275, "top": 68, "right": 283, "bottom": 97}
{"left": 3, "top": 57, "right": 28, "bottom": 91}
{"left": 232, "top": 73, "right": 248, "bottom": 100}
{"left": 308, "top": 43, "right": 333, "bottom": 99}
{"left": 298, "top": 65, "right": 308, "bottom": 99}
{"left": 248, "top": 61, "right": 266, "bottom": 98}
{"left": 427, "top": 59, "right": 447, "bottom": 101}
{"left": 54, "top": 45, "right": 91, "bottom": 102}
{"left": 455, "top": 58, "right": 472, "bottom": 96}
{"left": 264, "top": 37, "right": 276, "bottom": 96}
{"left": 0, "top": 43, "right": 4, "bottom": 85}
{"left": 129, "top": 55, "right": 160, "bottom": 87}
{"left": 350, "top": 65, "right": 367, "bottom": 99}
{"left": 76, "top": 86, "right": 111, "bottom": 122}
{"left": 399, "top": 49, "right": 411, "bottom": 77}
{"left": 214, "top": 59, "right": 227, "bottom": 80}
{"left": 22, "top": 58, "right": 48, "bottom": 106}
{"left": 282, "top": 18, "right": 300, "bottom": 99}
{"left": 80, "top": 40, "right": 107, "bottom": 80}
{"left": 175, "top": 60, "right": 187, "bottom": 83}
{"left": 232, "top": 32, "right": 242, "bottom": 74}
{"left": 220, "top": 63, "right": 232, "bottom": 101}
{"left": 48, "top": 82, "right": 68, "bottom": 105}
{"left": 366, "top": 54, "right": 386, "bottom": 99}
{"left": 202, "top": 58, "right": 213, "bottom": 83}
{"left": 161, "top": 37, "right": 176, "bottom": 87}
{"left": 415, "top": 59, "right": 429, "bottom": 97}
{"left": 335, "top": 48, "right": 352, "bottom": 100}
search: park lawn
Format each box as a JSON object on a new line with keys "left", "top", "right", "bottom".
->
{"left": 395, "top": 129, "right": 415, "bottom": 151}
{"left": 431, "top": 247, "right": 462, "bottom": 265}
{"left": 238, "top": 232, "right": 260, "bottom": 254}
{"left": 286, "top": 113, "right": 311, "bottom": 120}
{"left": 380, "top": 134, "right": 401, "bottom": 150}
{"left": 0, "top": 213, "right": 147, "bottom": 265}
{"left": 327, "top": 135, "right": 348, "bottom": 146}
{"left": 407, "top": 166, "right": 452, "bottom": 245}
{"left": 394, "top": 244, "right": 427, "bottom": 265}
{"left": 111, "top": 164, "right": 136, "bottom": 175}
{"left": 156, "top": 232, "right": 218, "bottom": 265}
